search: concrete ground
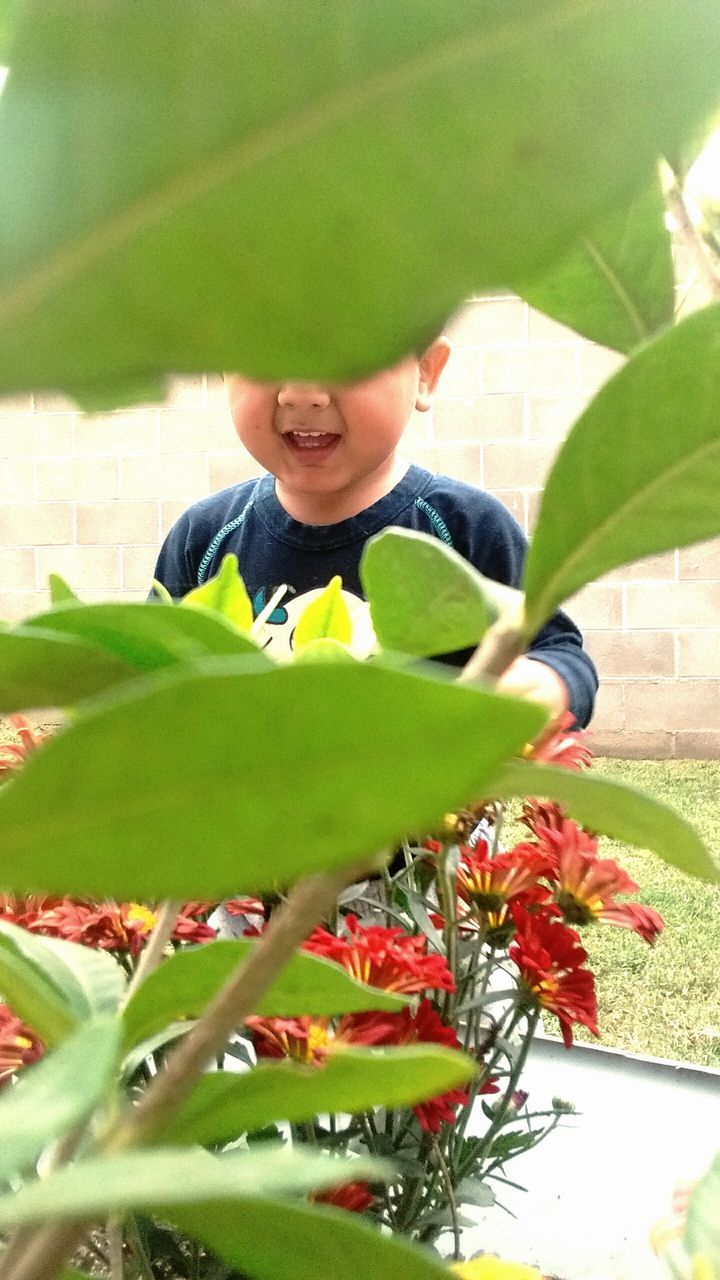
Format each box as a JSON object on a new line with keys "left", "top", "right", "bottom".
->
{"left": 459, "top": 1035, "right": 720, "bottom": 1279}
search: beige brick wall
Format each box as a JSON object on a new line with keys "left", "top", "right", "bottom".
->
{"left": 0, "top": 283, "right": 717, "bottom": 758}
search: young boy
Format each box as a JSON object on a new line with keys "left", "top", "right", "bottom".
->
{"left": 153, "top": 339, "right": 597, "bottom": 726}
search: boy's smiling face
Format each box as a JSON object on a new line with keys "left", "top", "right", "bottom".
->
{"left": 225, "top": 339, "right": 450, "bottom": 524}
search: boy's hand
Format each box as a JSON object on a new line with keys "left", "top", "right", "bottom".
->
{"left": 496, "top": 656, "right": 569, "bottom": 721}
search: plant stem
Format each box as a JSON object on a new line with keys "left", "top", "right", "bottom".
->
{"left": 459, "top": 606, "right": 527, "bottom": 685}
{"left": 458, "top": 1010, "right": 538, "bottom": 1182}
{"left": 431, "top": 1139, "right": 461, "bottom": 1261}
{"left": 124, "top": 899, "right": 183, "bottom": 1004}
{"left": 108, "top": 1218, "right": 124, "bottom": 1280}
{"left": 125, "top": 1216, "right": 155, "bottom": 1280}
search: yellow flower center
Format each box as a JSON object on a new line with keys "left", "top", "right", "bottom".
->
{"left": 126, "top": 903, "right": 158, "bottom": 933}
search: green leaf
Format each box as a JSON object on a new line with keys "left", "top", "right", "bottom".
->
{"left": 37, "top": 933, "right": 128, "bottom": 1019}
{"left": 162, "top": 1045, "right": 476, "bottom": 1147}
{"left": 122, "top": 942, "right": 410, "bottom": 1051}
{"left": 0, "top": 658, "right": 546, "bottom": 899}
{"left": 0, "top": 0, "right": 19, "bottom": 63}
{"left": 0, "top": 1147, "right": 386, "bottom": 1228}
{"left": 0, "top": 921, "right": 126, "bottom": 1044}
{"left": 361, "top": 528, "right": 518, "bottom": 657}
{"left": 0, "top": 923, "right": 86, "bottom": 1045}
{"left": 0, "top": 628, "right": 138, "bottom": 713}
{"left": 121, "top": 1021, "right": 191, "bottom": 1081}
{"left": 515, "top": 180, "right": 674, "bottom": 353}
{"left": 293, "top": 577, "right": 352, "bottom": 649}
{"left": 48, "top": 573, "right": 79, "bottom": 606}
{"left": 523, "top": 301, "right": 720, "bottom": 632}
{"left": 292, "top": 638, "right": 357, "bottom": 664}
{"left": 23, "top": 599, "right": 268, "bottom": 673}
{"left": 685, "top": 1151, "right": 720, "bottom": 1270}
{"left": 486, "top": 759, "right": 720, "bottom": 883}
{"left": 183, "top": 554, "right": 254, "bottom": 633}
{"left": 172, "top": 1198, "right": 452, "bottom": 1280}
{"left": 0, "top": 3, "right": 718, "bottom": 395}
{"left": 151, "top": 578, "right": 173, "bottom": 604}
{"left": 0, "top": 1016, "right": 120, "bottom": 1184}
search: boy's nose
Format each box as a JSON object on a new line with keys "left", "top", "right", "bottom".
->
{"left": 277, "top": 383, "right": 331, "bottom": 411}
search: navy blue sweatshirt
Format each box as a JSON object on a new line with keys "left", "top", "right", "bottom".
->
{"left": 153, "top": 464, "right": 597, "bottom": 726}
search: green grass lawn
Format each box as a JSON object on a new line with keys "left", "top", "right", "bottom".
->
{"left": 552, "top": 758, "right": 720, "bottom": 1068}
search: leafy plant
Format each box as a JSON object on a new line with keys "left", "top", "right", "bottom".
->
{"left": 0, "top": 3, "right": 719, "bottom": 1279}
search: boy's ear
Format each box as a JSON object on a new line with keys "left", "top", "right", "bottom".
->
{"left": 416, "top": 337, "right": 451, "bottom": 411}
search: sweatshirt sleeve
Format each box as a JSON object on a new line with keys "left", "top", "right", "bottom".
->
{"left": 151, "top": 511, "right": 197, "bottom": 599}
{"left": 445, "top": 487, "right": 598, "bottom": 728}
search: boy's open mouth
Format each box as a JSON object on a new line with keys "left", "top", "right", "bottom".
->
{"left": 283, "top": 430, "right": 341, "bottom": 457}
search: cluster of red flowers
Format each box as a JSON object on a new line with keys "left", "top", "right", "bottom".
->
{"left": 0, "top": 894, "right": 216, "bottom": 955}
{"left": 247, "top": 915, "right": 493, "bottom": 1137}
{"left": 425, "top": 715, "right": 663, "bottom": 1049}
{"left": 442, "top": 812, "right": 664, "bottom": 1048}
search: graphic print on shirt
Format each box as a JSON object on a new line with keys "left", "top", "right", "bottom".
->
{"left": 251, "top": 584, "right": 375, "bottom": 658}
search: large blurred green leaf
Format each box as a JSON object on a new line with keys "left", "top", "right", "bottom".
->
{"left": 0, "top": 629, "right": 138, "bottom": 713}
{"left": 23, "top": 600, "right": 269, "bottom": 673}
{"left": 0, "top": 1147, "right": 384, "bottom": 1228}
{"left": 361, "top": 528, "right": 515, "bottom": 656}
{"left": 0, "top": 2, "right": 718, "bottom": 397}
{"left": 162, "top": 1046, "right": 476, "bottom": 1147}
{"left": 523, "top": 301, "right": 720, "bottom": 633}
{"left": 515, "top": 180, "right": 674, "bottom": 353}
{"left": 122, "top": 941, "right": 409, "bottom": 1051}
{"left": 685, "top": 1151, "right": 720, "bottom": 1271}
{"left": 487, "top": 759, "right": 719, "bottom": 883}
{"left": 172, "top": 1198, "right": 452, "bottom": 1280}
{"left": 0, "top": 658, "right": 545, "bottom": 899}
{"left": 0, "top": 0, "right": 18, "bottom": 63}
{"left": 0, "top": 1017, "right": 120, "bottom": 1184}
{"left": 0, "top": 921, "right": 124, "bottom": 1046}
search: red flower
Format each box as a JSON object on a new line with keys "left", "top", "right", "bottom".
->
{"left": 0, "top": 894, "right": 62, "bottom": 928}
{"left": 523, "top": 711, "right": 592, "bottom": 771}
{"left": 170, "top": 903, "right": 217, "bottom": 944}
{"left": 520, "top": 798, "right": 570, "bottom": 839}
{"left": 246, "top": 1015, "right": 332, "bottom": 1065}
{"left": 248, "top": 999, "right": 479, "bottom": 1134}
{"left": 510, "top": 906, "right": 598, "bottom": 1048}
{"left": 530, "top": 816, "right": 598, "bottom": 872}
{"left": 0, "top": 716, "right": 45, "bottom": 781}
{"left": 549, "top": 833, "right": 663, "bottom": 944}
{"left": 455, "top": 843, "right": 552, "bottom": 945}
{"left": 0, "top": 1003, "right": 43, "bottom": 1085}
{"left": 26, "top": 898, "right": 217, "bottom": 953}
{"left": 526, "top": 817, "right": 664, "bottom": 945}
{"left": 304, "top": 915, "right": 454, "bottom": 994}
{"left": 313, "top": 1182, "right": 374, "bottom": 1213}
{"left": 340, "top": 999, "right": 477, "bottom": 1133}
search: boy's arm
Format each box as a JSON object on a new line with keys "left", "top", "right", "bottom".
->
{"left": 497, "top": 655, "right": 569, "bottom": 720}
{"left": 151, "top": 511, "right": 196, "bottom": 599}
{"left": 450, "top": 491, "right": 598, "bottom": 727}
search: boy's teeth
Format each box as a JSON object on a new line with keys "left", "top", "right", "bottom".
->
{"left": 288, "top": 430, "right": 338, "bottom": 449}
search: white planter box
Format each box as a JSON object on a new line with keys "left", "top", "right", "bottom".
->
{"left": 461, "top": 1035, "right": 720, "bottom": 1279}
